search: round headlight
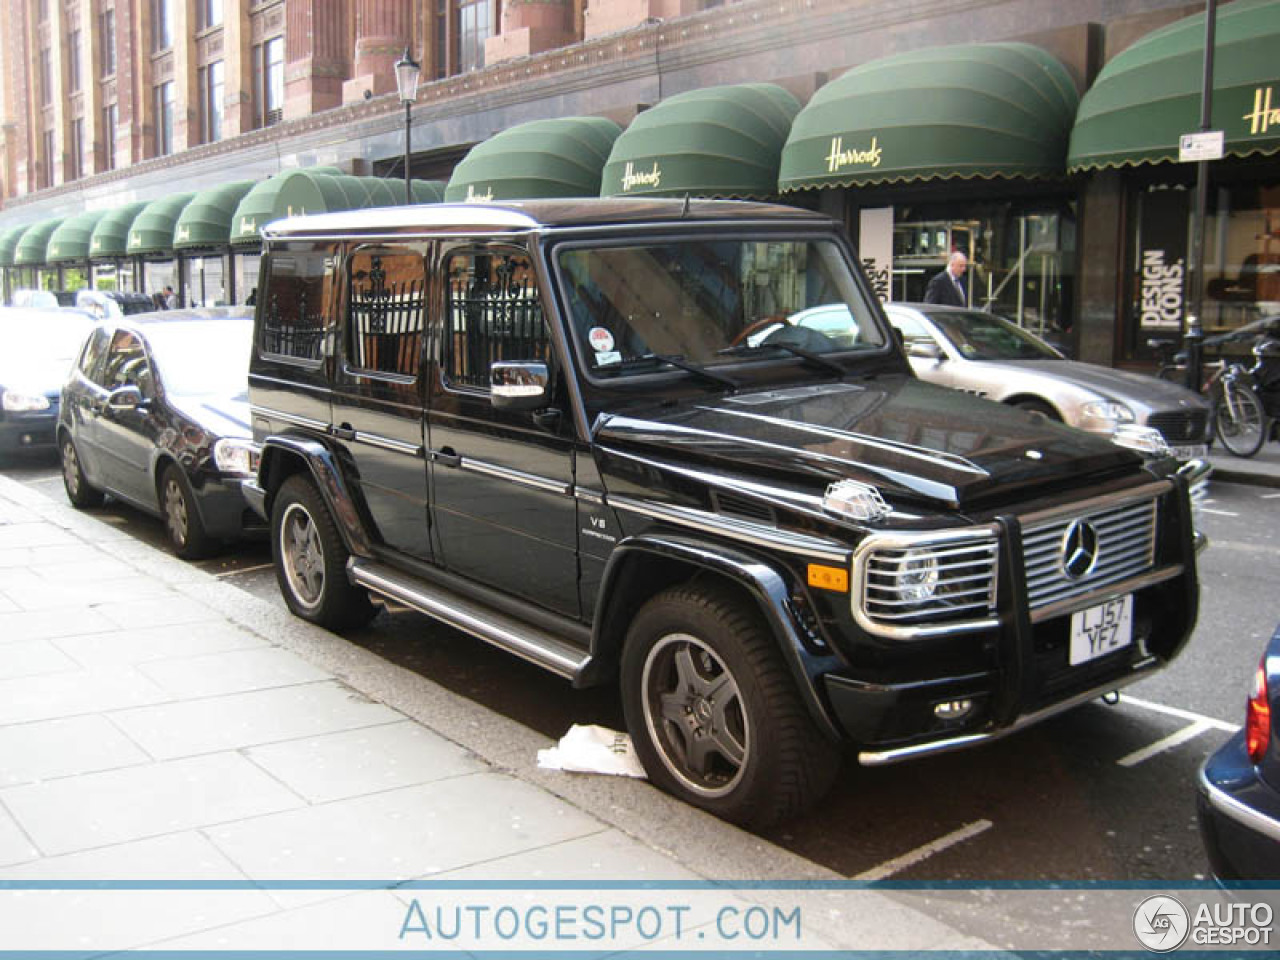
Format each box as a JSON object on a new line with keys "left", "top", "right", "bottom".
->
{"left": 896, "top": 550, "right": 939, "bottom": 606}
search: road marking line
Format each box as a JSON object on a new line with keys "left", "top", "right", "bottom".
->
{"left": 1264, "top": 493, "right": 1280, "bottom": 499}
{"left": 1117, "top": 719, "right": 1213, "bottom": 767}
{"left": 1119, "top": 693, "right": 1240, "bottom": 733}
{"left": 214, "top": 563, "right": 275, "bottom": 578}
{"left": 1198, "top": 507, "right": 1239, "bottom": 517}
{"left": 852, "top": 819, "right": 993, "bottom": 882}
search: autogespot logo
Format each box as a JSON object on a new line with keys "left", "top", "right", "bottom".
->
{"left": 1134, "top": 895, "right": 1191, "bottom": 952}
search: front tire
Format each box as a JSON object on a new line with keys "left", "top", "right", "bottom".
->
{"left": 621, "top": 583, "right": 839, "bottom": 827}
{"left": 271, "top": 474, "right": 376, "bottom": 631}
{"left": 60, "top": 435, "right": 103, "bottom": 509}
{"left": 1215, "top": 381, "right": 1266, "bottom": 458}
{"left": 160, "top": 464, "right": 214, "bottom": 560}
{"left": 1013, "top": 398, "right": 1060, "bottom": 420}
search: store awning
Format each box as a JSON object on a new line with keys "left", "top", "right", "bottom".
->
{"left": 89, "top": 202, "right": 149, "bottom": 260}
{"left": 127, "top": 193, "right": 196, "bottom": 258}
{"left": 14, "top": 218, "right": 66, "bottom": 267}
{"left": 0, "top": 223, "right": 33, "bottom": 268}
{"left": 174, "top": 181, "right": 257, "bottom": 252}
{"left": 600, "top": 86, "right": 798, "bottom": 198}
{"left": 412, "top": 180, "right": 446, "bottom": 204}
{"left": 778, "top": 43, "right": 1078, "bottom": 190}
{"left": 445, "top": 116, "right": 622, "bottom": 201}
{"left": 1068, "top": 0, "right": 1280, "bottom": 171}
{"left": 47, "top": 210, "right": 110, "bottom": 264}
{"left": 231, "top": 171, "right": 444, "bottom": 245}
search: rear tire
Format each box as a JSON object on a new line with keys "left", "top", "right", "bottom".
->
{"left": 1012, "top": 398, "right": 1060, "bottom": 421}
{"left": 620, "top": 583, "right": 839, "bottom": 827}
{"left": 1215, "top": 381, "right": 1266, "bottom": 458}
{"left": 160, "top": 464, "right": 214, "bottom": 560}
{"left": 60, "top": 435, "right": 103, "bottom": 509}
{"left": 271, "top": 474, "right": 376, "bottom": 631}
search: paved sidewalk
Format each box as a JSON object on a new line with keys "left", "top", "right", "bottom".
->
{"left": 0, "top": 474, "right": 995, "bottom": 954}
{"left": 1208, "top": 442, "right": 1280, "bottom": 488}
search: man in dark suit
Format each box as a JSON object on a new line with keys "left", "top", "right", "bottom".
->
{"left": 924, "top": 251, "right": 968, "bottom": 307}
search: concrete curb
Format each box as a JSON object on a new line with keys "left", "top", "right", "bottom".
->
{"left": 0, "top": 473, "right": 999, "bottom": 953}
{"left": 1210, "top": 466, "right": 1280, "bottom": 489}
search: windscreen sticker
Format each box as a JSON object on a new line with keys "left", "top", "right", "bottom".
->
{"left": 594, "top": 350, "right": 621, "bottom": 367}
{"left": 588, "top": 327, "right": 616, "bottom": 353}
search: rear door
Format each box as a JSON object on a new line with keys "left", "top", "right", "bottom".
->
{"left": 425, "top": 242, "right": 580, "bottom": 617}
{"left": 331, "top": 242, "right": 433, "bottom": 560}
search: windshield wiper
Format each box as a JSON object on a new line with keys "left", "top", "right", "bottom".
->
{"left": 717, "top": 341, "right": 845, "bottom": 377}
{"left": 611, "top": 353, "right": 738, "bottom": 391}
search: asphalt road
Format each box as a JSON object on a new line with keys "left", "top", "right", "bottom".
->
{"left": 3, "top": 451, "right": 1274, "bottom": 901}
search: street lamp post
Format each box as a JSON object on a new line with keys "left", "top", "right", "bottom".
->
{"left": 395, "top": 47, "right": 422, "bottom": 205}
{"left": 1185, "top": 0, "right": 1218, "bottom": 393}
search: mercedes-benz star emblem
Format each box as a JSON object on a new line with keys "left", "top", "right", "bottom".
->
{"left": 1061, "top": 519, "right": 1100, "bottom": 580}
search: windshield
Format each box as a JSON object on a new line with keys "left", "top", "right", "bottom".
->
{"left": 145, "top": 319, "right": 252, "bottom": 397}
{"left": 923, "top": 309, "right": 1062, "bottom": 361}
{"left": 556, "top": 237, "right": 886, "bottom": 376}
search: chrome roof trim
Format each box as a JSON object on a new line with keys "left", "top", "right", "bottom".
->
{"left": 263, "top": 205, "right": 541, "bottom": 237}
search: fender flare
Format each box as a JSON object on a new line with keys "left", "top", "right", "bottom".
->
{"left": 591, "top": 532, "right": 844, "bottom": 741}
{"left": 258, "top": 436, "right": 374, "bottom": 557}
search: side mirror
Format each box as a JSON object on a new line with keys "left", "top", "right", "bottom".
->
{"left": 907, "top": 339, "right": 945, "bottom": 361}
{"left": 106, "top": 385, "right": 147, "bottom": 411}
{"left": 491, "top": 360, "right": 550, "bottom": 412}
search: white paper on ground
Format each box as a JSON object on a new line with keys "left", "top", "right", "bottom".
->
{"left": 536, "top": 724, "right": 647, "bottom": 778}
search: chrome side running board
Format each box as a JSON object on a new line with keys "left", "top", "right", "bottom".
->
{"left": 347, "top": 559, "right": 591, "bottom": 682}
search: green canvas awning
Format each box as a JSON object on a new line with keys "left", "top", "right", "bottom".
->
{"left": 89, "top": 202, "right": 148, "bottom": 260}
{"left": 14, "top": 218, "right": 66, "bottom": 267}
{"left": 127, "top": 193, "right": 196, "bottom": 257}
{"left": 1068, "top": 0, "right": 1280, "bottom": 171}
{"left": 47, "top": 210, "right": 110, "bottom": 264}
{"left": 412, "top": 180, "right": 446, "bottom": 204}
{"left": 779, "top": 43, "right": 1078, "bottom": 190}
{"left": 0, "top": 223, "right": 33, "bottom": 268}
{"left": 446, "top": 116, "right": 622, "bottom": 202}
{"left": 601, "top": 86, "right": 798, "bottom": 198}
{"left": 174, "top": 181, "right": 257, "bottom": 251}
{"left": 231, "top": 170, "right": 360, "bottom": 245}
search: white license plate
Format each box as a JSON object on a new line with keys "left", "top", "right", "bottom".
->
{"left": 1069, "top": 595, "right": 1133, "bottom": 666}
{"left": 1169, "top": 443, "right": 1208, "bottom": 461}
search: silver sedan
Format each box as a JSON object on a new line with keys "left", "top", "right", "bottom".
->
{"left": 884, "top": 303, "right": 1212, "bottom": 458}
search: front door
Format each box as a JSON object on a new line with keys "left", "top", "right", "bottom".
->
{"left": 94, "top": 328, "right": 161, "bottom": 505}
{"left": 425, "top": 242, "right": 580, "bottom": 618}
{"left": 332, "top": 243, "right": 433, "bottom": 561}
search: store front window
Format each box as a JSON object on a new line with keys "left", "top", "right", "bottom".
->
{"left": 1124, "top": 163, "right": 1280, "bottom": 362}
{"left": 884, "top": 199, "right": 1076, "bottom": 340}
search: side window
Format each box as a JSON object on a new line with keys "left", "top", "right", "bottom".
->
{"left": 78, "top": 327, "right": 112, "bottom": 384}
{"left": 258, "top": 243, "right": 335, "bottom": 362}
{"left": 101, "top": 331, "right": 153, "bottom": 396}
{"left": 443, "top": 247, "right": 550, "bottom": 392}
{"left": 347, "top": 248, "right": 427, "bottom": 378}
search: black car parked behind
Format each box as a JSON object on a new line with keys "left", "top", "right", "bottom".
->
{"left": 58, "top": 307, "right": 262, "bottom": 558}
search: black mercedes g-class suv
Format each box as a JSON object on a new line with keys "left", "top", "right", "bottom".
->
{"left": 244, "top": 199, "right": 1203, "bottom": 826}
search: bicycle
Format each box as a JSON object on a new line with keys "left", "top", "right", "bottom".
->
{"left": 1149, "top": 317, "right": 1280, "bottom": 458}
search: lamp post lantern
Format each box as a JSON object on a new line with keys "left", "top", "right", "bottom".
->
{"left": 394, "top": 47, "right": 422, "bottom": 205}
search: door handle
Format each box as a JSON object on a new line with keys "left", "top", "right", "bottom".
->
{"left": 332, "top": 423, "right": 356, "bottom": 441}
{"left": 430, "top": 448, "right": 461, "bottom": 468}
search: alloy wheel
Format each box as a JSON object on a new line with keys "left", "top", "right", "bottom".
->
{"left": 641, "top": 632, "right": 749, "bottom": 798}
{"left": 163, "top": 478, "right": 188, "bottom": 546}
{"left": 280, "top": 502, "right": 325, "bottom": 610}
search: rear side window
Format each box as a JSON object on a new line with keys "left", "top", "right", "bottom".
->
{"left": 259, "top": 243, "right": 334, "bottom": 362}
{"left": 347, "top": 248, "right": 427, "bottom": 378}
{"left": 443, "top": 247, "right": 550, "bottom": 391}
{"left": 78, "top": 327, "right": 111, "bottom": 383}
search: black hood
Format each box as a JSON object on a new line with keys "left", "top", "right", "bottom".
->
{"left": 594, "top": 375, "right": 1141, "bottom": 510}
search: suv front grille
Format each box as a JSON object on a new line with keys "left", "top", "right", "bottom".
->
{"left": 1022, "top": 498, "right": 1158, "bottom": 611}
{"left": 1146, "top": 410, "right": 1209, "bottom": 444}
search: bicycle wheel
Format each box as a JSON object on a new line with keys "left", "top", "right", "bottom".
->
{"left": 1215, "top": 380, "right": 1267, "bottom": 458}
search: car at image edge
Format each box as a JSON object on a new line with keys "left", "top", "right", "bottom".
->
{"left": 58, "top": 306, "right": 264, "bottom": 558}
{"left": 0, "top": 307, "right": 99, "bottom": 458}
